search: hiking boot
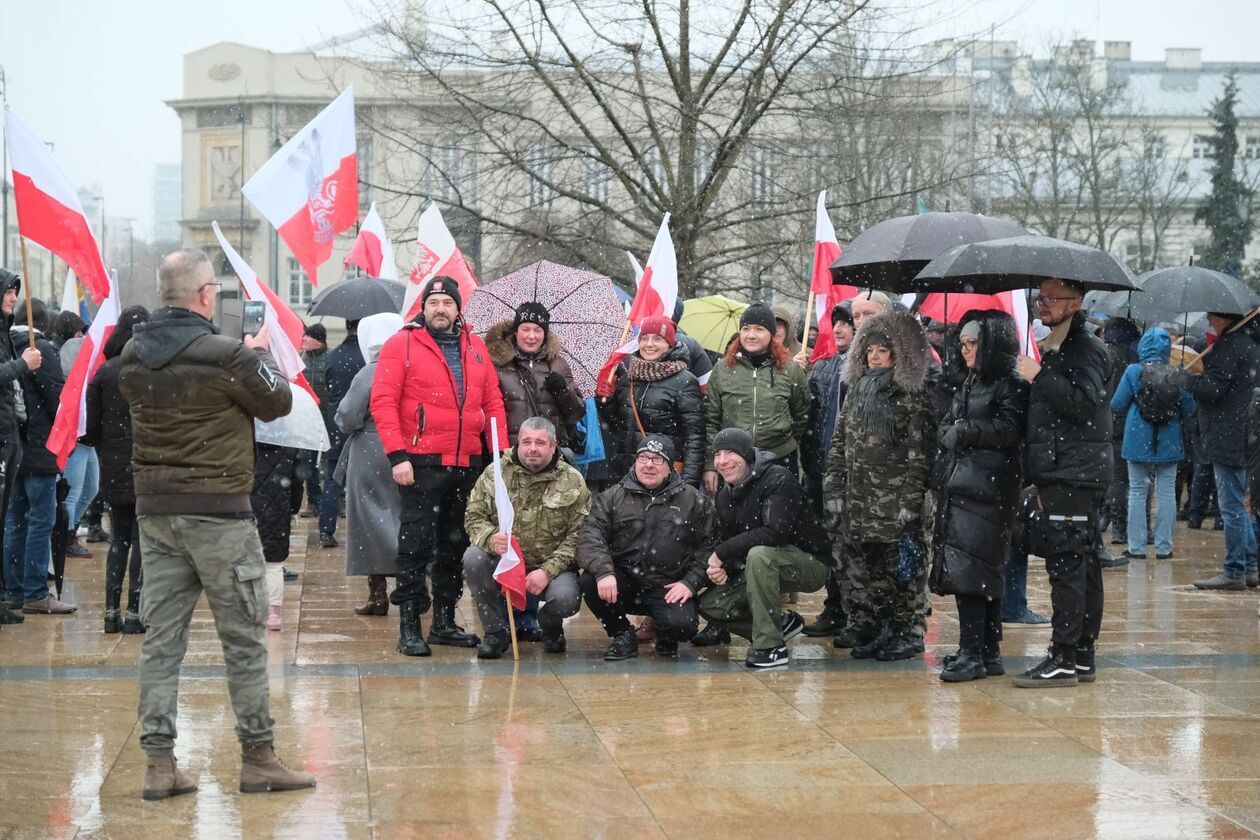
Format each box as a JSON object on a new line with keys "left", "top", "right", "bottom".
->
{"left": 745, "top": 645, "right": 789, "bottom": 668}
{"left": 1193, "top": 573, "right": 1246, "bottom": 591}
{"left": 121, "top": 610, "right": 145, "bottom": 634}
{"left": 1002, "top": 608, "right": 1051, "bottom": 626}
{"left": 142, "top": 754, "right": 198, "bottom": 801}
{"left": 318, "top": 533, "right": 338, "bottom": 549}
{"left": 603, "top": 631, "right": 638, "bottom": 661}
{"left": 1012, "top": 647, "right": 1078, "bottom": 688}
{"left": 851, "top": 624, "right": 891, "bottom": 660}
{"left": 876, "top": 627, "right": 919, "bottom": 661}
{"left": 832, "top": 627, "right": 860, "bottom": 649}
{"left": 0, "top": 608, "right": 24, "bottom": 625}
{"left": 66, "top": 534, "right": 92, "bottom": 558}
{"left": 427, "top": 602, "right": 480, "bottom": 647}
{"left": 354, "top": 575, "right": 389, "bottom": 616}
{"left": 239, "top": 743, "right": 315, "bottom": 793}
{"left": 265, "top": 606, "right": 282, "bottom": 632}
{"left": 780, "top": 610, "right": 805, "bottom": 642}
{"left": 23, "top": 595, "right": 77, "bottom": 614}
{"left": 691, "top": 622, "right": 730, "bottom": 647}
{"left": 103, "top": 609, "right": 122, "bottom": 634}
{"left": 477, "top": 630, "right": 511, "bottom": 660}
{"left": 940, "top": 650, "right": 987, "bottom": 682}
{"left": 86, "top": 525, "right": 109, "bottom": 543}
{"left": 396, "top": 602, "right": 431, "bottom": 657}
{"left": 802, "top": 610, "right": 844, "bottom": 637}
{"left": 654, "top": 639, "right": 679, "bottom": 657}
{"left": 542, "top": 626, "right": 566, "bottom": 654}
{"left": 1074, "top": 644, "right": 1098, "bottom": 684}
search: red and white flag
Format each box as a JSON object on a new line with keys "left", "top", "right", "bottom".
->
{"left": 402, "top": 204, "right": 479, "bottom": 322}
{"left": 242, "top": 87, "right": 358, "bottom": 287}
{"left": 212, "top": 221, "right": 318, "bottom": 398}
{"left": 489, "top": 424, "right": 527, "bottom": 611}
{"left": 4, "top": 106, "right": 110, "bottom": 303}
{"left": 344, "top": 201, "right": 398, "bottom": 281}
{"left": 809, "top": 191, "right": 846, "bottom": 362}
{"left": 46, "top": 272, "right": 120, "bottom": 469}
{"left": 626, "top": 214, "right": 678, "bottom": 325}
{"left": 917, "top": 290, "right": 1040, "bottom": 361}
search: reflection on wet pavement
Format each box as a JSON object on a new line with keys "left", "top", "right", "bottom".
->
{"left": 1, "top": 520, "right": 1258, "bottom": 838}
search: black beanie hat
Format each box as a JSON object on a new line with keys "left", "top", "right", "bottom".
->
{"left": 831, "top": 302, "right": 853, "bottom": 328}
{"left": 712, "top": 427, "right": 756, "bottom": 465}
{"left": 422, "top": 276, "right": 462, "bottom": 311}
{"left": 740, "top": 302, "right": 777, "bottom": 335}
{"left": 513, "top": 302, "right": 551, "bottom": 334}
{"left": 304, "top": 323, "right": 327, "bottom": 343}
{"left": 636, "top": 433, "right": 676, "bottom": 465}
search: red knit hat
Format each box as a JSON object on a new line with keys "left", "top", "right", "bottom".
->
{"left": 638, "top": 314, "right": 676, "bottom": 345}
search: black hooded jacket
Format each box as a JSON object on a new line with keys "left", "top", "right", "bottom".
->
{"left": 714, "top": 451, "right": 831, "bottom": 573}
{"left": 1192, "top": 318, "right": 1260, "bottom": 469}
{"left": 82, "top": 327, "right": 142, "bottom": 504}
{"left": 0, "top": 270, "right": 33, "bottom": 443}
{"left": 10, "top": 325, "right": 64, "bottom": 476}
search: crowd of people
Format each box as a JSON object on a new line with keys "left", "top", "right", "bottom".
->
{"left": 1, "top": 249, "right": 1258, "bottom": 799}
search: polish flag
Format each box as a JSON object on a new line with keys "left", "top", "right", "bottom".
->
{"left": 401, "top": 204, "right": 479, "bottom": 322}
{"left": 4, "top": 106, "right": 110, "bottom": 303}
{"left": 626, "top": 214, "right": 678, "bottom": 325}
{"left": 918, "top": 290, "right": 1040, "bottom": 361}
{"left": 489, "top": 423, "right": 527, "bottom": 611}
{"left": 46, "top": 271, "right": 120, "bottom": 469}
{"left": 344, "top": 201, "right": 398, "bottom": 281}
{"left": 242, "top": 87, "right": 358, "bottom": 287}
{"left": 212, "top": 221, "right": 318, "bottom": 399}
{"left": 809, "top": 192, "right": 847, "bottom": 362}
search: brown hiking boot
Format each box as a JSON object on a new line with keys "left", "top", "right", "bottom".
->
{"left": 354, "top": 575, "right": 388, "bottom": 616}
{"left": 239, "top": 743, "right": 316, "bottom": 793}
{"left": 142, "top": 754, "right": 198, "bottom": 801}
{"left": 23, "top": 595, "right": 78, "bottom": 614}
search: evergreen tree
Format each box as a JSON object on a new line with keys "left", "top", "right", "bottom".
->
{"left": 1194, "top": 71, "right": 1254, "bottom": 277}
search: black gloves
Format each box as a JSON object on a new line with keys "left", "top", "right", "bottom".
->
{"left": 542, "top": 371, "right": 569, "bottom": 396}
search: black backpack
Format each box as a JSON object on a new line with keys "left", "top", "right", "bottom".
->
{"left": 1135, "top": 363, "right": 1181, "bottom": 428}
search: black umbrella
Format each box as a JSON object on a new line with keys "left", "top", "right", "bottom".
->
{"left": 912, "top": 234, "right": 1139, "bottom": 294}
{"left": 308, "top": 276, "right": 407, "bottom": 319}
{"left": 829, "top": 212, "right": 1029, "bottom": 292}
{"left": 1122, "top": 267, "right": 1259, "bottom": 322}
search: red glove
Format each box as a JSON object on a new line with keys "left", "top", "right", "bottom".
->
{"left": 595, "top": 372, "right": 617, "bottom": 399}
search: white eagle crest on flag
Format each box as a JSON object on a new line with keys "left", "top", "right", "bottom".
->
{"left": 285, "top": 128, "right": 338, "bottom": 244}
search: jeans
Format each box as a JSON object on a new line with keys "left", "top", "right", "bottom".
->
{"left": 63, "top": 444, "right": 99, "bottom": 529}
{"left": 3, "top": 473, "right": 58, "bottom": 604}
{"left": 299, "top": 449, "right": 321, "bottom": 511}
{"left": 1001, "top": 546, "right": 1029, "bottom": 620}
{"left": 1127, "top": 461, "right": 1177, "bottom": 556}
{"left": 1213, "top": 464, "right": 1258, "bottom": 579}
{"left": 318, "top": 431, "right": 346, "bottom": 537}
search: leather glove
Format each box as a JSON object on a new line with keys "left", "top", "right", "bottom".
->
{"left": 543, "top": 371, "right": 569, "bottom": 395}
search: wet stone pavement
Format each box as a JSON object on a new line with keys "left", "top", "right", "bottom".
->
{"left": 2, "top": 518, "right": 1260, "bottom": 839}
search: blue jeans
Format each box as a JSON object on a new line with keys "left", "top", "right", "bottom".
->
{"left": 4, "top": 473, "right": 58, "bottom": 604}
{"left": 63, "top": 444, "right": 100, "bottom": 529}
{"left": 319, "top": 432, "right": 346, "bottom": 537}
{"left": 1128, "top": 461, "right": 1176, "bottom": 556}
{"left": 301, "top": 449, "right": 322, "bottom": 510}
{"left": 1213, "top": 464, "right": 1258, "bottom": 579}
{"left": 1001, "top": 545, "right": 1028, "bottom": 620}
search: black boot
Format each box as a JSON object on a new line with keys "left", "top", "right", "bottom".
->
{"left": 690, "top": 622, "right": 731, "bottom": 647}
{"left": 876, "top": 624, "right": 918, "bottom": 661}
{"left": 940, "top": 649, "right": 987, "bottom": 682}
{"left": 476, "top": 630, "right": 511, "bottom": 660}
{"left": 427, "top": 601, "right": 480, "bottom": 647}
{"left": 397, "top": 602, "right": 432, "bottom": 657}
{"left": 603, "top": 630, "right": 638, "bottom": 661}
{"left": 542, "top": 625, "right": 566, "bottom": 654}
{"left": 832, "top": 626, "right": 860, "bottom": 649}
{"left": 103, "top": 587, "right": 122, "bottom": 634}
{"left": 850, "top": 622, "right": 891, "bottom": 659}
{"left": 121, "top": 587, "right": 144, "bottom": 634}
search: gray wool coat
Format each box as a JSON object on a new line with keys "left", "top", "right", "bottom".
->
{"left": 335, "top": 361, "right": 400, "bottom": 577}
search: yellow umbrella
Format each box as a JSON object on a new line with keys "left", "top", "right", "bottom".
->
{"left": 680, "top": 295, "right": 749, "bottom": 354}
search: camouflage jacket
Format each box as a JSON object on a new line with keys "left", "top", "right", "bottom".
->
{"left": 465, "top": 449, "right": 592, "bottom": 578}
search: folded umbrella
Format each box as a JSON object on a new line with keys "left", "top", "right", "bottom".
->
{"left": 308, "top": 276, "right": 408, "bottom": 319}
{"left": 912, "top": 234, "right": 1139, "bottom": 294}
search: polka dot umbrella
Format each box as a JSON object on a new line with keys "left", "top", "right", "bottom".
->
{"left": 462, "top": 260, "right": 627, "bottom": 398}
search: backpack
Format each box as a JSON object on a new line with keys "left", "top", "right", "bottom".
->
{"left": 1135, "top": 363, "right": 1181, "bottom": 428}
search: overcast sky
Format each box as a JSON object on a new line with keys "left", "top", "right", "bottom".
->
{"left": 1, "top": 0, "right": 1256, "bottom": 240}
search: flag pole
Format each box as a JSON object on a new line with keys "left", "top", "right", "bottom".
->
{"left": 504, "top": 590, "right": 520, "bottom": 661}
{"left": 800, "top": 291, "right": 815, "bottom": 359}
{"left": 18, "top": 237, "right": 35, "bottom": 350}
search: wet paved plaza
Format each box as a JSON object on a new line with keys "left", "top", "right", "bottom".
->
{"left": 2, "top": 519, "right": 1260, "bottom": 839}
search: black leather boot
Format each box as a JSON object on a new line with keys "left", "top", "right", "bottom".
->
{"left": 850, "top": 622, "right": 890, "bottom": 659}
{"left": 103, "top": 587, "right": 122, "bottom": 634}
{"left": 397, "top": 602, "right": 432, "bottom": 657}
{"left": 477, "top": 630, "right": 511, "bottom": 660}
{"left": 940, "top": 648, "right": 987, "bottom": 682}
{"left": 427, "top": 601, "right": 480, "bottom": 647}
{"left": 121, "top": 587, "right": 144, "bottom": 634}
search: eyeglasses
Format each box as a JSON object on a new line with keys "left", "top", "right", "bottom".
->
{"left": 959, "top": 338, "right": 979, "bottom": 350}
{"left": 635, "top": 453, "right": 667, "bottom": 465}
{"left": 199, "top": 281, "right": 224, "bottom": 292}
{"left": 1033, "top": 294, "right": 1079, "bottom": 307}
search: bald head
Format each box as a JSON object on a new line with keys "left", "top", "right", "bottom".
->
{"left": 159, "top": 249, "right": 215, "bottom": 313}
{"left": 851, "top": 290, "right": 893, "bottom": 330}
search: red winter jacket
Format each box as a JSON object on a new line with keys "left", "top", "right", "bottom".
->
{"left": 370, "top": 323, "right": 508, "bottom": 468}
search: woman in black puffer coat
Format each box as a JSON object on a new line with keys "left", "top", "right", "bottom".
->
{"left": 83, "top": 305, "right": 149, "bottom": 634}
{"left": 599, "top": 315, "right": 704, "bottom": 486}
{"left": 930, "top": 310, "right": 1029, "bottom": 683}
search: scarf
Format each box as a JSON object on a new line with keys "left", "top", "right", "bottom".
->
{"left": 848, "top": 366, "right": 897, "bottom": 445}
{"left": 629, "top": 356, "right": 686, "bottom": 382}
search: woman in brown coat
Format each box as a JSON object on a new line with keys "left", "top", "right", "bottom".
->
{"left": 485, "top": 302, "right": 584, "bottom": 448}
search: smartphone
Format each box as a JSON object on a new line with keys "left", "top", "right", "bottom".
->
{"left": 242, "top": 301, "right": 267, "bottom": 338}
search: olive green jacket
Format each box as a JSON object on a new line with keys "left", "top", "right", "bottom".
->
{"left": 704, "top": 354, "right": 810, "bottom": 467}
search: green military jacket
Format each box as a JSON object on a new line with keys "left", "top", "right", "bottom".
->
{"left": 465, "top": 448, "right": 592, "bottom": 579}
{"left": 704, "top": 354, "right": 810, "bottom": 467}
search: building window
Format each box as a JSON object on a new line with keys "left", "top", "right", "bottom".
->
{"left": 358, "top": 135, "right": 373, "bottom": 212}
{"left": 287, "top": 258, "right": 314, "bottom": 307}
{"left": 527, "top": 145, "right": 557, "bottom": 207}
{"left": 750, "top": 146, "right": 775, "bottom": 207}
{"left": 1192, "top": 134, "right": 1213, "bottom": 159}
{"left": 1245, "top": 136, "right": 1260, "bottom": 160}
{"left": 584, "top": 147, "right": 610, "bottom": 204}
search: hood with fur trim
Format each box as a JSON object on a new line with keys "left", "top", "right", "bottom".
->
{"left": 843, "top": 309, "right": 929, "bottom": 392}
{"left": 485, "top": 319, "right": 565, "bottom": 366}
{"left": 945, "top": 309, "right": 1019, "bottom": 385}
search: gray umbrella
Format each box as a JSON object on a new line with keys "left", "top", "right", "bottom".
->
{"left": 1122, "top": 267, "right": 1259, "bottom": 322}
{"left": 912, "top": 234, "right": 1139, "bottom": 293}
{"left": 829, "top": 211, "right": 1029, "bottom": 292}
{"left": 308, "top": 276, "right": 407, "bottom": 319}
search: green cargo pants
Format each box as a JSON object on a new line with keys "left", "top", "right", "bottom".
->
{"left": 699, "top": 545, "right": 830, "bottom": 649}
{"left": 137, "top": 514, "right": 274, "bottom": 755}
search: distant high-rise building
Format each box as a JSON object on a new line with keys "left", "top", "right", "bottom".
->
{"left": 153, "top": 163, "right": 182, "bottom": 243}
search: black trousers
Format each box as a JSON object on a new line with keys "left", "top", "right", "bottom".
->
{"left": 105, "top": 501, "right": 142, "bottom": 611}
{"left": 955, "top": 594, "right": 1002, "bottom": 655}
{"left": 579, "top": 569, "right": 699, "bottom": 643}
{"left": 1025, "top": 487, "right": 1105, "bottom": 651}
{"left": 0, "top": 440, "right": 21, "bottom": 593}
{"left": 391, "top": 466, "right": 475, "bottom": 610}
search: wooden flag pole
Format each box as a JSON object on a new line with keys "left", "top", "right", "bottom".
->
{"left": 504, "top": 591, "right": 520, "bottom": 661}
{"left": 18, "top": 238, "right": 36, "bottom": 350}
{"left": 800, "top": 291, "right": 816, "bottom": 360}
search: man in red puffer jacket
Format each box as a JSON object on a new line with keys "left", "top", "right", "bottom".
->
{"left": 371, "top": 277, "right": 508, "bottom": 657}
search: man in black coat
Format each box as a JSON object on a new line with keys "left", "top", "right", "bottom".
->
{"left": 577, "top": 435, "right": 715, "bottom": 660}
{"left": 1191, "top": 313, "right": 1260, "bottom": 590}
{"left": 696, "top": 428, "right": 832, "bottom": 668}
{"left": 1012, "top": 280, "right": 1112, "bottom": 688}
{"left": 316, "top": 319, "right": 366, "bottom": 547}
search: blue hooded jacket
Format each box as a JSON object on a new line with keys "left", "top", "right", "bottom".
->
{"left": 1110, "top": 327, "right": 1197, "bottom": 464}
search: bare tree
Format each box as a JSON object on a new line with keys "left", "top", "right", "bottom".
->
{"left": 1127, "top": 127, "right": 1197, "bottom": 272}
{"left": 345, "top": 0, "right": 982, "bottom": 300}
